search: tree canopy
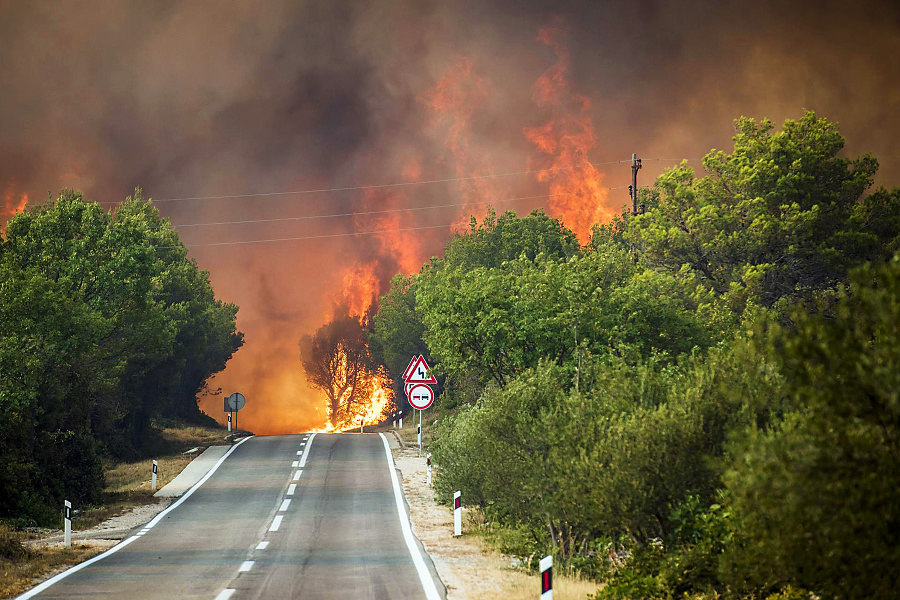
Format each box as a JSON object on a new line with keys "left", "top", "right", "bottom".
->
{"left": 0, "top": 189, "right": 242, "bottom": 524}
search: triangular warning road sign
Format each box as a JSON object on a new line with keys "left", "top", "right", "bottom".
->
{"left": 402, "top": 355, "right": 419, "bottom": 381}
{"left": 405, "top": 355, "right": 437, "bottom": 384}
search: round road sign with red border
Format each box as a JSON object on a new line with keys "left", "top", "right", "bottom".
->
{"left": 407, "top": 383, "right": 434, "bottom": 410}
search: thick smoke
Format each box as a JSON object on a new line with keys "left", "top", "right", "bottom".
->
{"left": 1, "top": 0, "right": 898, "bottom": 432}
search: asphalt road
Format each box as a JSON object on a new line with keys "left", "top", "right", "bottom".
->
{"left": 21, "top": 433, "right": 444, "bottom": 600}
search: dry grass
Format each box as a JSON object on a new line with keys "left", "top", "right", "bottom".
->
{"left": 395, "top": 449, "right": 599, "bottom": 600}
{"left": 72, "top": 421, "right": 227, "bottom": 530}
{"left": 392, "top": 410, "right": 440, "bottom": 449}
{"left": 0, "top": 524, "right": 111, "bottom": 599}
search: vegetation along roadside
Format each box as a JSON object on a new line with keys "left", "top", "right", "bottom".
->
{"left": 368, "top": 112, "right": 900, "bottom": 600}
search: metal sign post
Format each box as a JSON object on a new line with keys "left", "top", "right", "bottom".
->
{"left": 224, "top": 393, "right": 246, "bottom": 432}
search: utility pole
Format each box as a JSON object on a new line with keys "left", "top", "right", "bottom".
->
{"left": 630, "top": 153, "right": 642, "bottom": 215}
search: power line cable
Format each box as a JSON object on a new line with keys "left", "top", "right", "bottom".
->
{"left": 170, "top": 189, "right": 629, "bottom": 229}
{"left": 98, "top": 158, "right": 685, "bottom": 206}
{"left": 183, "top": 223, "right": 456, "bottom": 248}
{"left": 173, "top": 194, "right": 550, "bottom": 228}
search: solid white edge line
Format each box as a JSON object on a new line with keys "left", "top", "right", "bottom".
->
{"left": 15, "top": 534, "right": 140, "bottom": 599}
{"left": 298, "top": 433, "right": 316, "bottom": 468}
{"left": 16, "top": 436, "right": 255, "bottom": 600}
{"left": 378, "top": 433, "right": 442, "bottom": 600}
{"left": 214, "top": 589, "right": 236, "bottom": 600}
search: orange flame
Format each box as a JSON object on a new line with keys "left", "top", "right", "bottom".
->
{"left": 524, "top": 23, "right": 612, "bottom": 243}
{"left": 1, "top": 185, "right": 28, "bottom": 235}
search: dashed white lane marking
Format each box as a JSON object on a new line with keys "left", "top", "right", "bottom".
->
{"left": 239, "top": 561, "right": 254, "bottom": 573}
{"left": 298, "top": 434, "right": 316, "bottom": 468}
{"left": 292, "top": 460, "right": 299, "bottom": 467}
{"left": 256, "top": 541, "right": 269, "bottom": 550}
{"left": 287, "top": 483, "right": 297, "bottom": 496}
{"left": 269, "top": 515, "right": 283, "bottom": 532}
{"left": 379, "top": 433, "right": 442, "bottom": 600}
{"left": 296, "top": 450, "right": 302, "bottom": 455}
{"left": 279, "top": 499, "right": 291, "bottom": 511}
{"left": 214, "top": 589, "right": 236, "bottom": 600}
{"left": 293, "top": 469, "right": 303, "bottom": 481}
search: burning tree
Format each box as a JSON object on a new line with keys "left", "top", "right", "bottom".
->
{"left": 299, "top": 312, "right": 376, "bottom": 428}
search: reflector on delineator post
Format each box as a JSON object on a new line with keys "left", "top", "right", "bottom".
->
{"left": 540, "top": 555, "right": 553, "bottom": 599}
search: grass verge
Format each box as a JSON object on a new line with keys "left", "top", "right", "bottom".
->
{"left": 0, "top": 525, "right": 109, "bottom": 599}
{"left": 394, "top": 449, "right": 598, "bottom": 600}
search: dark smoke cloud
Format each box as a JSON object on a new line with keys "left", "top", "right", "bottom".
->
{"left": 1, "top": 0, "right": 898, "bottom": 432}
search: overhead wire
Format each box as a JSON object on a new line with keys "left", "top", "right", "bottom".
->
{"left": 98, "top": 158, "right": 677, "bottom": 206}
{"left": 171, "top": 188, "right": 630, "bottom": 229}
{"left": 183, "top": 223, "right": 457, "bottom": 248}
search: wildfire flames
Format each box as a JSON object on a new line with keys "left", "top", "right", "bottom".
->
{"left": 312, "top": 23, "right": 615, "bottom": 431}
{"left": 524, "top": 23, "right": 612, "bottom": 243}
{"left": 1, "top": 185, "right": 28, "bottom": 235}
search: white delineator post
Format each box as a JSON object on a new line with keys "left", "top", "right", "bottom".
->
{"left": 399, "top": 413, "right": 403, "bottom": 429}
{"left": 540, "top": 555, "right": 553, "bottom": 599}
{"left": 227, "top": 413, "right": 232, "bottom": 432}
{"left": 64, "top": 500, "right": 72, "bottom": 548}
{"left": 426, "top": 453, "right": 432, "bottom": 487}
{"left": 151, "top": 460, "right": 158, "bottom": 492}
{"left": 360, "top": 418, "right": 364, "bottom": 434}
{"left": 453, "top": 491, "right": 461, "bottom": 537}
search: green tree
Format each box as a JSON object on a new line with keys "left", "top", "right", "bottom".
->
{"left": 368, "top": 274, "right": 429, "bottom": 412}
{"left": 723, "top": 257, "right": 900, "bottom": 599}
{"left": 418, "top": 241, "right": 709, "bottom": 386}
{"left": 0, "top": 189, "right": 242, "bottom": 523}
{"left": 630, "top": 111, "right": 885, "bottom": 310}
{"left": 442, "top": 208, "right": 580, "bottom": 270}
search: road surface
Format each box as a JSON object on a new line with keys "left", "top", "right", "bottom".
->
{"left": 20, "top": 433, "right": 444, "bottom": 600}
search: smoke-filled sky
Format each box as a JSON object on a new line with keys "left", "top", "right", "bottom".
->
{"left": 2, "top": 0, "right": 899, "bottom": 433}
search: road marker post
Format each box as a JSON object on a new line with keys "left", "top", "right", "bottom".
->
{"left": 540, "top": 555, "right": 553, "bottom": 599}
{"left": 426, "top": 453, "right": 432, "bottom": 487}
{"left": 151, "top": 460, "right": 158, "bottom": 492}
{"left": 64, "top": 500, "right": 72, "bottom": 548}
{"left": 227, "top": 413, "right": 232, "bottom": 432}
{"left": 360, "top": 418, "right": 364, "bottom": 434}
{"left": 453, "top": 491, "right": 461, "bottom": 537}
